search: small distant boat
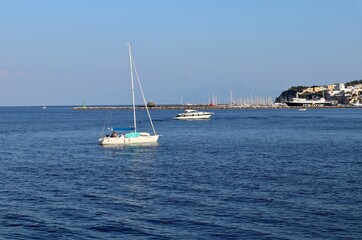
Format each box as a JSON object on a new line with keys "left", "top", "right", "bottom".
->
{"left": 298, "top": 108, "right": 307, "bottom": 111}
{"left": 98, "top": 43, "right": 159, "bottom": 145}
{"left": 174, "top": 109, "right": 213, "bottom": 120}
{"left": 42, "top": 98, "right": 46, "bottom": 109}
{"left": 352, "top": 103, "right": 362, "bottom": 107}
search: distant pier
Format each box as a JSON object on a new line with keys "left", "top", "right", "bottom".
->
{"left": 73, "top": 104, "right": 283, "bottom": 110}
{"left": 72, "top": 104, "right": 360, "bottom": 110}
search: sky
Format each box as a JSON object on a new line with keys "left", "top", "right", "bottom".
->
{"left": 0, "top": 0, "right": 361, "bottom": 106}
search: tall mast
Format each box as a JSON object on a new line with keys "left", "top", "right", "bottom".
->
{"left": 126, "top": 42, "right": 137, "bottom": 132}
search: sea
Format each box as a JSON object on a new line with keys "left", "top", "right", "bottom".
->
{"left": 0, "top": 106, "right": 361, "bottom": 239}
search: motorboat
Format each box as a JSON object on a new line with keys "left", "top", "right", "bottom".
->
{"left": 174, "top": 109, "right": 213, "bottom": 120}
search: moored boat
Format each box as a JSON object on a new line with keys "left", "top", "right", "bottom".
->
{"left": 352, "top": 103, "right": 362, "bottom": 107}
{"left": 285, "top": 97, "right": 335, "bottom": 107}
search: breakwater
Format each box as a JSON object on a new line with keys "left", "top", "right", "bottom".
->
{"left": 72, "top": 104, "right": 360, "bottom": 110}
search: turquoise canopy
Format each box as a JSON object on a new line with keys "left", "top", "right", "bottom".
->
{"left": 125, "top": 132, "right": 141, "bottom": 138}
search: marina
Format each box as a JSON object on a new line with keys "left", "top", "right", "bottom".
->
{"left": 2, "top": 0, "right": 362, "bottom": 239}
{"left": 72, "top": 104, "right": 362, "bottom": 110}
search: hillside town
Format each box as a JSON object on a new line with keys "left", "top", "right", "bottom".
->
{"left": 275, "top": 80, "right": 362, "bottom": 106}
{"left": 74, "top": 80, "right": 362, "bottom": 111}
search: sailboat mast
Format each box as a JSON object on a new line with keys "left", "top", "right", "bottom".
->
{"left": 127, "top": 42, "right": 137, "bottom": 132}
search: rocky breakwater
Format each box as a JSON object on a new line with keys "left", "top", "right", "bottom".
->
{"left": 72, "top": 104, "right": 288, "bottom": 110}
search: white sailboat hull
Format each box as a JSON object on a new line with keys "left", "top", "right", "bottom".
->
{"left": 98, "top": 134, "right": 159, "bottom": 145}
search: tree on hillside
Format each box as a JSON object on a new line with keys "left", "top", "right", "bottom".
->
{"left": 345, "top": 80, "right": 362, "bottom": 86}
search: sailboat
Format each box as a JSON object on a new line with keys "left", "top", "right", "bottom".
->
{"left": 42, "top": 98, "right": 46, "bottom": 109}
{"left": 98, "top": 43, "right": 159, "bottom": 145}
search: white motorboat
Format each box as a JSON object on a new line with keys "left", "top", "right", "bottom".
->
{"left": 174, "top": 109, "right": 213, "bottom": 120}
{"left": 98, "top": 43, "right": 159, "bottom": 146}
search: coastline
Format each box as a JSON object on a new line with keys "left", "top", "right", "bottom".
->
{"left": 72, "top": 104, "right": 362, "bottom": 110}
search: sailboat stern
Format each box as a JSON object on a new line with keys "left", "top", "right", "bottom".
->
{"left": 123, "top": 133, "right": 159, "bottom": 144}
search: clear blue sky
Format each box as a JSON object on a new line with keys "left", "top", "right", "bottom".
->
{"left": 0, "top": 0, "right": 361, "bottom": 106}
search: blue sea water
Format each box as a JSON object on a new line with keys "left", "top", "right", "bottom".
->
{"left": 0, "top": 107, "right": 361, "bottom": 239}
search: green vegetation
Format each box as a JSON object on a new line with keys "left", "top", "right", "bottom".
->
{"left": 288, "top": 86, "right": 308, "bottom": 91}
{"left": 345, "top": 80, "right": 362, "bottom": 86}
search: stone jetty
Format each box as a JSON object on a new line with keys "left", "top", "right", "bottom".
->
{"left": 72, "top": 104, "right": 360, "bottom": 110}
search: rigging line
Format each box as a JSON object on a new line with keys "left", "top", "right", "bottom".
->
{"left": 131, "top": 57, "right": 157, "bottom": 135}
{"left": 100, "top": 95, "right": 118, "bottom": 136}
{"left": 100, "top": 111, "right": 108, "bottom": 136}
{"left": 101, "top": 106, "right": 113, "bottom": 136}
